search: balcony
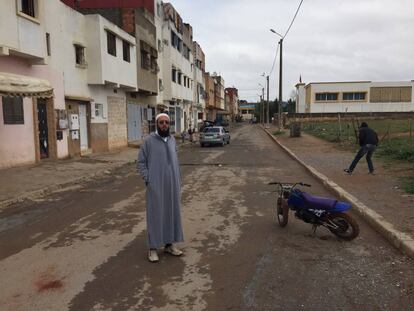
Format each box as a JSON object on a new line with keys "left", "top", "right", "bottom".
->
{"left": 84, "top": 15, "right": 137, "bottom": 90}
{"left": 0, "top": 1, "right": 47, "bottom": 64}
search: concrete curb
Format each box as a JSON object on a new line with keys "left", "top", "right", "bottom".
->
{"left": 0, "top": 160, "right": 135, "bottom": 211}
{"left": 262, "top": 126, "right": 414, "bottom": 259}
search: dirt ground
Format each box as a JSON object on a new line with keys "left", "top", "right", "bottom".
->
{"left": 272, "top": 126, "right": 414, "bottom": 236}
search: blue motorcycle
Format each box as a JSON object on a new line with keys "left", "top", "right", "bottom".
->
{"left": 268, "top": 182, "right": 359, "bottom": 240}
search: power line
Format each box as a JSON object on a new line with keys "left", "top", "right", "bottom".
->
{"left": 268, "top": 43, "right": 280, "bottom": 76}
{"left": 283, "top": 0, "right": 304, "bottom": 39}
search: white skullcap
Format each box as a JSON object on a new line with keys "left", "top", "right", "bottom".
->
{"left": 156, "top": 113, "right": 170, "bottom": 121}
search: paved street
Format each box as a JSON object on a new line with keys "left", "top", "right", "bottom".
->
{"left": 0, "top": 124, "right": 413, "bottom": 311}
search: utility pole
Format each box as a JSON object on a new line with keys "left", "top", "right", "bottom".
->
{"left": 262, "top": 87, "right": 265, "bottom": 124}
{"left": 266, "top": 75, "right": 270, "bottom": 126}
{"left": 278, "top": 38, "right": 283, "bottom": 130}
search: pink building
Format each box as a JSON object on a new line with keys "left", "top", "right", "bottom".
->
{"left": 0, "top": 1, "right": 68, "bottom": 168}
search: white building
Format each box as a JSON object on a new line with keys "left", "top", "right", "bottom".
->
{"left": 193, "top": 41, "right": 206, "bottom": 128}
{"left": 62, "top": 11, "right": 137, "bottom": 155}
{"left": 157, "top": 2, "right": 194, "bottom": 133}
{"left": 296, "top": 81, "right": 414, "bottom": 113}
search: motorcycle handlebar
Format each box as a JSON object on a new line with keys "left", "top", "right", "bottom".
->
{"left": 268, "top": 182, "right": 312, "bottom": 187}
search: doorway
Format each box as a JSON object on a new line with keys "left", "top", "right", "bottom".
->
{"left": 127, "top": 103, "right": 143, "bottom": 142}
{"left": 37, "top": 99, "right": 49, "bottom": 159}
{"left": 78, "top": 104, "right": 89, "bottom": 151}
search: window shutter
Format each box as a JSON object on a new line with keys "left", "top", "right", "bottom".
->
{"left": 2, "top": 97, "right": 24, "bottom": 124}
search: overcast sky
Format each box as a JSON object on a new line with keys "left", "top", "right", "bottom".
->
{"left": 168, "top": 0, "right": 414, "bottom": 102}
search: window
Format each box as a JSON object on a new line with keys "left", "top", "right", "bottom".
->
{"left": 370, "top": 87, "right": 412, "bottom": 103}
{"left": 107, "top": 31, "right": 117, "bottom": 56}
{"left": 157, "top": 2, "right": 161, "bottom": 17}
{"left": 159, "top": 79, "right": 164, "bottom": 91}
{"left": 183, "top": 44, "right": 190, "bottom": 60}
{"left": 46, "top": 33, "right": 51, "bottom": 56}
{"left": 21, "top": 0, "right": 36, "bottom": 18}
{"left": 2, "top": 97, "right": 24, "bottom": 124}
{"left": 141, "top": 51, "right": 150, "bottom": 69}
{"left": 315, "top": 92, "right": 338, "bottom": 101}
{"left": 150, "top": 56, "right": 158, "bottom": 73}
{"left": 74, "top": 44, "right": 86, "bottom": 66}
{"left": 177, "top": 72, "right": 182, "bottom": 85}
{"left": 343, "top": 92, "right": 366, "bottom": 101}
{"left": 94, "top": 103, "right": 104, "bottom": 118}
{"left": 122, "top": 40, "right": 130, "bottom": 62}
{"left": 172, "top": 68, "right": 176, "bottom": 83}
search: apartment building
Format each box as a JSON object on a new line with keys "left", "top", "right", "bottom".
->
{"left": 296, "top": 81, "right": 414, "bottom": 113}
{"left": 0, "top": 0, "right": 137, "bottom": 168}
{"left": 157, "top": 3, "right": 194, "bottom": 133}
{"left": 64, "top": 0, "right": 157, "bottom": 143}
{"left": 225, "top": 87, "right": 239, "bottom": 121}
{"left": 192, "top": 41, "right": 206, "bottom": 128}
{"left": 204, "top": 72, "right": 216, "bottom": 121}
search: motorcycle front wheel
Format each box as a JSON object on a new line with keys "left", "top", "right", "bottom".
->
{"left": 277, "top": 197, "right": 289, "bottom": 227}
{"left": 326, "top": 212, "right": 359, "bottom": 241}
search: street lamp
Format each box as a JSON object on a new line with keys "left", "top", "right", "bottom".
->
{"left": 270, "top": 29, "right": 283, "bottom": 130}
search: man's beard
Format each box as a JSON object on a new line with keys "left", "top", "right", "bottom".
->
{"left": 157, "top": 125, "right": 170, "bottom": 137}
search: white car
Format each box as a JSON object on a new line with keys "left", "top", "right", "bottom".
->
{"left": 200, "top": 126, "right": 230, "bottom": 147}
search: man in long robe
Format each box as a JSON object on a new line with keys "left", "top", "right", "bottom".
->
{"left": 137, "top": 113, "right": 184, "bottom": 262}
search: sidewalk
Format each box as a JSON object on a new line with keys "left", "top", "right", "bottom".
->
{"left": 0, "top": 137, "right": 194, "bottom": 210}
{"left": 0, "top": 148, "right": 138, "bottom": 209}
{"left": 263, "top": 125, "right": 414, "bottom": 256}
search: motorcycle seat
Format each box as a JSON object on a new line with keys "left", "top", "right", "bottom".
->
{"left": 300, "top": 192, "right": 337, "bottom": 210}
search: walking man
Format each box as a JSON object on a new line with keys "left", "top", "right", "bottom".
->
{"left": 344, "top": 122, "right": 379, "bottom": 175}
{"left": 137, "top": 113, "right": 184, "bottom": 262}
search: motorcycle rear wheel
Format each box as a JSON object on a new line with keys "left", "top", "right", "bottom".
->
{"left": 327, "top": 213, "right": 359, "bottom": 241}
{"left": 277, "top": 197, "right": 289, "bottom": 227}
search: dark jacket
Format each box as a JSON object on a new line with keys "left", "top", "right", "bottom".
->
{"left": 359, "top": 127, "right": 378, "bottom": 146}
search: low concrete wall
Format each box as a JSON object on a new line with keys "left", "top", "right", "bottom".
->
{"left": 288, "top": 112, "right": 414, "bottom": 123}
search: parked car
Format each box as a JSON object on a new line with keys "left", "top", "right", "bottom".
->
{"left": 199, "top": 120, "right": 215, "bottom": 132}
{"left": 200, "top": 126, "right": 230, "bottom": 147}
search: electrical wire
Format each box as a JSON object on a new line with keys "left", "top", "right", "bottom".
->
{"left": 268, "top": 43, "right": 280, "bottom": 76}
{"left": 265, "top": 0, "right": 304, "bottom": 79}
{"left": 283, "top": 0, "right": 304, "bottom": 39}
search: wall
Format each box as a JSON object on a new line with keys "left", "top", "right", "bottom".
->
{"left": 0, "top": 55, "right": 68, "bottom": 160}
{"left": 108, "top": 96, "right": 127, "bottom": 149}
{"left": 0, "top": 0, "right": 46, "bottom": 61}
{"left": 0, "top": 97, "right": 36, "bottom": 168}
{"left": 85, "top": 15, "right": 137, "bottom": 89}
{"left": 135, "top": 8, "right": 158, "bottom": 93}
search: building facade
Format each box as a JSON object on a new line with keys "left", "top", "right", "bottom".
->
{"left": 0, "top": 0, "right": 137, "bottom": 168}
{"left": 204, "top": 72, "right": 216, "bottom": 121}
{"left": 156, "top": 3, "right": 194, "bottom": 133}
{"left": 64, "top": 0, "right": 158, "bottom": 143}
{"left": 225, "top": 87, "right": 239, "bottom": 121}
{"left": 296, "top": 81, "right": 414, "bottom": 113}
{"left": 193, "top": 41, "right": 206, "bottom": 128}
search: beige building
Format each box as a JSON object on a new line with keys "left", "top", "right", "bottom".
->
{"left": 296, "top": 81, "right": 414, "bottom": 113}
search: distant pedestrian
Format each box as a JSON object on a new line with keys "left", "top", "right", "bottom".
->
{"left": 344, "top": 122, "right": 379, "bottom": 175}
{"left": 181, "top": 130, "right": 186, "bottom": 143}
{"left": 137, "top": 113, "right": 184, "bottom": 263}
{"left": 188, "top": 127, "right": 194, "bottom": 143}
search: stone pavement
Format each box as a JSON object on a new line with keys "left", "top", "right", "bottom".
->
{"left": 266, "top": 125, "right": 414, "bottom": 238}
{"left": 0, "top": 138, "right": 192, "bottom": 209}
